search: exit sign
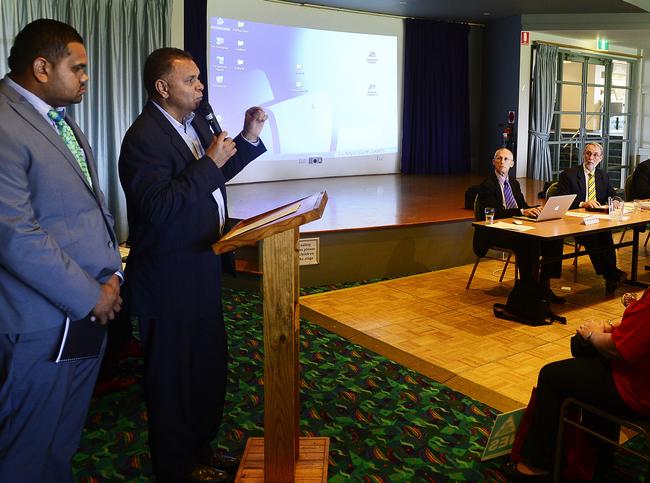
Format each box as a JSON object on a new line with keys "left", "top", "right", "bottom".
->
{"left": 597, "top": 38, "right": 609, "bottom": 50}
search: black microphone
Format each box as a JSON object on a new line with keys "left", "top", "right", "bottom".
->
{"left": 198, "top": 100, "right": 222, "bottom": 135}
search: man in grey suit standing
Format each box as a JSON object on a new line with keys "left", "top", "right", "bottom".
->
{"left": 0, "top": 19, "right": 122, "bottom": 482}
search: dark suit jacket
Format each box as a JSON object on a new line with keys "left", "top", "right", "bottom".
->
{"left": 473, "top": 173, "right": 529, "bottom": 257}
{"left": 118, "top": 101, "right": 266, "bottom": 320}
{"left": 557, "top": 165, "right": 615, "bottom": 209}
{"left": 630, "top": 159, "right": 650, "bottom": 200}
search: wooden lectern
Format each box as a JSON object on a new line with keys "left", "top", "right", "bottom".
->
{"left": 212, "top": 191, "right": 329, "bottom": 482}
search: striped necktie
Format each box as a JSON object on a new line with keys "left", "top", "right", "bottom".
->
{"left": 47, "top": 109, "right": 93, "bottom": 187}
{"left": 503, "top": 180, "right": 518, "bottom": 209}
{"left": 587, "top": 172, "right": 596, "bottom": 202}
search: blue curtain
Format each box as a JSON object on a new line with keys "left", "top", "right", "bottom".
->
{"left": 184, "top": 0, "right": 207, "bottom": 89}
{"left": 401, "top": 19, "right": 470, "bottom": 174}
{"left": 0, "top": 0, "right": 172, "bottom": 241}
{"left": 528, "top": 43, "right": 558, "bottom": 181}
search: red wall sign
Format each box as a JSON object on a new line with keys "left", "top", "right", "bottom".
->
{"left": 521, "top": 31, "right": 530, "bottom": 46}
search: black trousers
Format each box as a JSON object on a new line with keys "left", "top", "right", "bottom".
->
{"left": 575, "top": 232, "right": 618, "bottom": 280}
{"left": 139, "top": 315, "right": 228, "bottom": 480}
{"left": 487, "top": 231, "right": 563, "bottom": 282}
{"left": 520, "top": 357, "right": 641, "bottom": 470}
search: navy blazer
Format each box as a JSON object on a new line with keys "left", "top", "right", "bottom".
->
{"left": 474, "top": 173, "right": 530, "bottom": 221}
{"left": 472, "top": 173, "right": 530, "bottom": 257}
{"left": 119, "top": 101, "right": 266, "bottom": 320}
{"left": 557, "top": 165, "right": 615, "bottom": 209}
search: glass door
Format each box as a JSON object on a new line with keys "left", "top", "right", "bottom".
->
{"left": 547, "top": 52, "right": 634, "bottom": 188}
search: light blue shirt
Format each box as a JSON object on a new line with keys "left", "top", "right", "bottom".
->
{"left": 6, "top": 76, "right": 88, "bottom": 166}
{"left": 5, "top": 76, "right": 61, "bottom": 132}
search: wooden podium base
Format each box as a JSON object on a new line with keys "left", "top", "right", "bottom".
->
{"left": 234, "top": 437, "right": 330, "bottom": 482}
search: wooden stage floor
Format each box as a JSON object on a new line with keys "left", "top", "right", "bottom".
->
{"left": 301, "top": 232, "right": 650, "bottom": 412}
{"left": 228, "top": 173, "right": 545, "bottom": 232}
{"left": 226, "top": 173, "right": 549, "bottom": 285}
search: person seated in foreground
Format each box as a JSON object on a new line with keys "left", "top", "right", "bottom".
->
{"left": 629, "top": 158, "right": 650, "bottom": 200}
{"left": 473, "top": 148, "right": 565, "bottom": 303}
{"left": 503, "top": 289, "right": 650, "bottom": 480}
{"left": 557, "top": 142, "right": 626, "bottom": 293}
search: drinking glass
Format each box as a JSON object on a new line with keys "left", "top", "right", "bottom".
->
{"left": 484, "top": 207, "right": 495, "bottom": 224}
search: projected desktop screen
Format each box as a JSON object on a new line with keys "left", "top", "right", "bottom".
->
{"left": 207, "top": 16, "right": 399, "bottom": 182}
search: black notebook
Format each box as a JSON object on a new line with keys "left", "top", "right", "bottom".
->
{"left": 55, "top": 314, "right": 106, "bottom": 363}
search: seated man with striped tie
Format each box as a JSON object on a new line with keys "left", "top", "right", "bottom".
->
{"left": 557, "top": 142, "right": 626, "bottom": 293}
{"left": 473, "top": 148, "right": 565, "bottom": 303}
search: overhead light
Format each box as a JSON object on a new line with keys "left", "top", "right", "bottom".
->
{"left": 483, "top": 12, "right": 491, "bottom": 16}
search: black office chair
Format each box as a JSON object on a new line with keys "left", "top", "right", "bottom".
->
{"left": 552, "top": 397, "right": 650, "bottom": 482}
{"left": 465, "top": 195, "right": 517, "bottom": 289}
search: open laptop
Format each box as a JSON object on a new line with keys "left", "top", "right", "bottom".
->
{"left": 513, "top": 194, "right": 577, "bottom": 222}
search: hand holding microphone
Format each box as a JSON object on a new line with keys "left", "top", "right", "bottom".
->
{"left": 199, "top": 100, "right": 236, "bottom": 167}
{"left": 206, "top": 131, "right": 237, "bottom": 168}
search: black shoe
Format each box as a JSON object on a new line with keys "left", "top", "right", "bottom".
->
{"left": 182, "top": 463, "right": 228, "bottom": 483}
{"left": 545, "top": 288, "right": 566, "bottom": 304}
{"left": 605, "top": 279, "right": 618, "bottom": 294}
{"left": 203, "top": 452, "right": 240, "bottom": 471}
{"left": 502, "top": 461, "right": 550, "bottom": 482}
{"left": 605, "top": 269, "right": 627, "bottom": 294}
{"left": 540, "top": 277, "right": 565, "bottom": 304}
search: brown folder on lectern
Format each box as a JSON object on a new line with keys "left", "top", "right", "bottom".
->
{"left": 212, "top": 191, "right": 327, "bottom": 255}
{"left": 212, "top": 191, "right": 329, "bottom": 483}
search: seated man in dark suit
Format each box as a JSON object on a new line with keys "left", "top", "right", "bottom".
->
{"left": 557, "top": 142, "right": 626, "bottom": 293}
{"left": 630, "top": 158, "right": 650, "bottom": 200}
{"left": 474, "top": 148, "right": 565, "bottom": 303}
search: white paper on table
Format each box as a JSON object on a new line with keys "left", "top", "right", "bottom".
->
{"left": 595, "top": 214, "right": 630, "bottom": 221}
{"left": 487, "top": 221, "right": 535, "bottom": 232}
{"left": 565, "top": 212, "right": 630, "bottom": 221}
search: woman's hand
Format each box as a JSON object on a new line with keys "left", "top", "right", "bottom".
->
{"left": 578, "top": 319, "right": 604, "bottom": 340}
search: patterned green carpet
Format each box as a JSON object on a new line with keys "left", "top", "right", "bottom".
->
{"left": 74, "top": 287, "right": 646, "bottom": 482}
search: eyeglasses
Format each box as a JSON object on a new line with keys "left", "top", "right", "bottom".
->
{"left": 584, "top": 150, "right": 602, "bottom": 158}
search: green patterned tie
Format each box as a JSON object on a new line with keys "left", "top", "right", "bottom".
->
{"left": 47, "top": 109, "right": 92, "bottom": 187}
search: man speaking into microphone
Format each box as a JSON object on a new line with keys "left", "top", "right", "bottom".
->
{"left": 119, "top": 47, "right": 266, "bottom": 483}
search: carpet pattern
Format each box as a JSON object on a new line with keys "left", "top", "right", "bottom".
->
{"left": 74, "top": 287, "right": 646, "bottom": 482}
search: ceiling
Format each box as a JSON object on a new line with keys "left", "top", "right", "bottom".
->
{"left": 276, "top": 0, "right": 646, "bottom": 22}
{"left": 276, "top": 0, "right": 650, "bottom": 50}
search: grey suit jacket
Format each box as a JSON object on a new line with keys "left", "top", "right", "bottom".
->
{"left": 0, "top": 77, "right": 121, "bottom": 334}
